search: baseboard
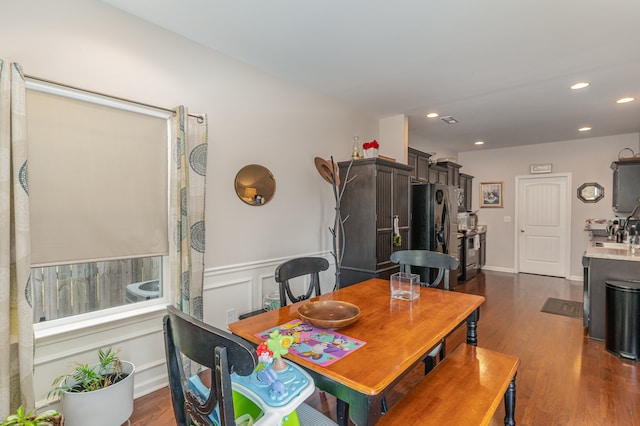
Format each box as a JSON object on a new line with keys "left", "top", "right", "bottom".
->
{"left": 480, "top": 265, "right": 515, "bottom": 274}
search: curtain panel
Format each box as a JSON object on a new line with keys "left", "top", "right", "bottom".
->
{"left": 169, "top": 107, "right": 208, "bottom": 319}
{"left": 0, "top": 60, "right": 35, "bottom": 414}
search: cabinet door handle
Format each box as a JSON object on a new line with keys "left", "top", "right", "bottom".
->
{"left": 520, "top": 229, "right": 525, "bottom": 232}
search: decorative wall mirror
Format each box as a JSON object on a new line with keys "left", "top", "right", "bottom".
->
{"left": 235, "top": 164, "right": 276, "bottom": 206}
{"left": 577, "top": 182, "right": 604, "bottom": 203}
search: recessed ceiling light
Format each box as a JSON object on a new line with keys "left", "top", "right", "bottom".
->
{"left": 579, "top": 127, "right": 592, "bottom": 132}
{"left": 570, "top": 82, "right": 590, "bottom": 90}
{"left": 616, "top": 97, "right": 635, "bottom": 104}
{"left": 474, "top": 141, "right": 484, "bottom": 145}
{"left": 426, "top": 112, "right": 439, "bottom": 118}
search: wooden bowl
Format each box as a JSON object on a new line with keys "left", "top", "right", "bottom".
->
{"left": 297, "top": 300, "right": 360, "bottom": 329}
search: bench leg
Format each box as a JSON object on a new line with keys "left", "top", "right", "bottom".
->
{"left": 503, "top": 373, "right": 517, "bottom": 426}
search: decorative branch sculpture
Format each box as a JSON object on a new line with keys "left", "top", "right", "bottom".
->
{"left": 314, "top": 156, "right": 356, "bottom": 289}
{"left": 330, "top": 156, "right": 356, "bottom": 290}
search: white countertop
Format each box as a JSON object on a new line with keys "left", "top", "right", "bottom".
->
{"left": 584, "top": 236, "right": 640, "bottom": 262}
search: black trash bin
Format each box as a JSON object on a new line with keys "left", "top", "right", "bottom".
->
{"left": 605, "top": 280, "right": 640, "bottom": 361}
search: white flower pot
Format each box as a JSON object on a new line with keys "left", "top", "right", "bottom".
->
{"left": 60, "top": 361, "right": 135, "bottom": 426}
{"left": 364, "top": 148, "right": 378, "bottom": 158}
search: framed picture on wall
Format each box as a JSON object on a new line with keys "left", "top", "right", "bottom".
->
{"left": 480, "top": 181, "right": 503, "bottom": 208}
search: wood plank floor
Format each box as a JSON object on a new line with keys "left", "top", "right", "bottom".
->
{"left": 128, "top": 271, "right": 640, "bottom": 425}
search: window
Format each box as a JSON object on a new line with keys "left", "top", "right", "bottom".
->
{"left": 26, "top": 79, "right": 171, "bottom": 323}
{"left": 32, "top": 256, "right": 162, "bottom": 323}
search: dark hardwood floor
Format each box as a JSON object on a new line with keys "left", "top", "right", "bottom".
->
{"left": 128, "top": 271, "right": 639, "bottom": 425}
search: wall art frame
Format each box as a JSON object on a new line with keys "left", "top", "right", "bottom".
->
{"left": 480, "top": 181, "right": 504, "bottom": 208}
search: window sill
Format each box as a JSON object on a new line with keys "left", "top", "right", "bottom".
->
{"left": 34, "top": 300, "right": 170, "bottom": 343}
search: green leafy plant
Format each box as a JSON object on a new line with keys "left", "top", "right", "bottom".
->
{"left": 393, "top": 233, "right": 402, "bottom": 248}
{"left": 48, "top": 347, "right": 125, "bottom": 399}
{"left": 1, "top": 405, "right": 60, "bottom": 426}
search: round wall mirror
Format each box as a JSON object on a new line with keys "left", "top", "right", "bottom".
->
{"left": 577, "top": 182, "right": 604, "bottom": 203}
{"left": 235, "top": 164, "right": 276, "bottom": 206}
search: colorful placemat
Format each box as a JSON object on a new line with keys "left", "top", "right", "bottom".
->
{"left": 255, "top": 319, "right": 366, "bottom": 366}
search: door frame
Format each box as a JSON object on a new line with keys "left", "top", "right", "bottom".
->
{"left": 513, "top": 173, "right": 572, "bottom": 278}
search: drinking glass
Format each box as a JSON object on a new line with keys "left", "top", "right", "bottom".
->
{"left": 390, "top": 272, "right": 420, "bottom": 301}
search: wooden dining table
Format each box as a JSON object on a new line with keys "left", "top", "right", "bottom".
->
{"left": 228, "top": 278, "right": 485, "bottom": 426}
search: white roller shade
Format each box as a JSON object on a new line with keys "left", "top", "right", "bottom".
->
{"left": 26, "top": 84, "right": 169, "bottom": 266}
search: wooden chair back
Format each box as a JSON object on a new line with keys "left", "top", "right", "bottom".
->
{"left": 275, "top": 257, "right": 329, "bottom": 306}
{"left": 163, "top": 305, "right": 257, "bottom": 426}
{"left": 390, "top": 250, "right": 459, "bottom": 290}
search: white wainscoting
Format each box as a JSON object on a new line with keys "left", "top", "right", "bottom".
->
{"left": 33, "top": 305, "right": 168, "bottom": 408}
{"left": 33, "top": 252, "right": 335, "bottom": 406}
{"left": 203, "top": 253, "right": 336, "bottom": 330}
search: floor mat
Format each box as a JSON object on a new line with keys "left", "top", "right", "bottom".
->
{"left": 541, "top": 298, "right": 583, "bottom": 319}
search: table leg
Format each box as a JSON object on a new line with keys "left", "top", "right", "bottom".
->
{"left": 466, "top": 308, "right": 480, "bottom": 346}
{"left": 310, "top": 371, "right": 378, "bottom": 425}
{"left": 503, "top": 373, "right": 517, "bottom": 426}
{"left": 337, "top": 399, "right": 348, "bottom": 426}
{"left": 336, "top": 393, "right": 382, "bottom": 426}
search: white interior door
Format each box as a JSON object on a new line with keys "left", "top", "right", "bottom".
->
{"left": 517, "top": 174, "right": 571, "bottom": 278}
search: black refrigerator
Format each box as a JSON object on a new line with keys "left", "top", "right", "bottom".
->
{"left": 411, "top": 183, "right": 459, "bottom": 289}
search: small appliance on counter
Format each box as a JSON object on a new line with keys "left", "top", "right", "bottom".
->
{"left": 584, "top": 218, "right": 610, "bottom": 237}
{"left": 457, "top": 211, "right": 477, "bottom": 232}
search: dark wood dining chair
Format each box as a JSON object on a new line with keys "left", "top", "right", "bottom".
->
{"left": 390, "top": 249, "right": 459, "bottom": 290}
{"left": 275, "top": 257, "right": 329, "bottom": 307}
{"left": 238, "top": 257, "right": 330, "bottom": 319}
{"left": 390, "top": 250, "right": 460, "bottom": 373}
{"left": 164, "top": 305, "right": 256, "bottom": 425}
{"left": 163, "top": 305, "right": 337, "bottom": 426}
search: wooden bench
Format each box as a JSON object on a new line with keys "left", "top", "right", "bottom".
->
{"left": 377, "top": 344, "right": 520, "bottom": 426}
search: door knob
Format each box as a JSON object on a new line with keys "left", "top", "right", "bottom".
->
{"left": 520, "top": 229, "right": 525, "bottom": 232}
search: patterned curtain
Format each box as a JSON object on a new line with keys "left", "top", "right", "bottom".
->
{"left": 169, "top": 107, "right": 208, "bottom": 319}
{"left": 0, "top": 60, "right": 35, "bottom": 413}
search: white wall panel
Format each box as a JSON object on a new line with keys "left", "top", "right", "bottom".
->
{"left": 203, "top": 253, "right": 335, "bottom": 330}
{"left": 34, "top": 307, "right": 167, "bottom": 407}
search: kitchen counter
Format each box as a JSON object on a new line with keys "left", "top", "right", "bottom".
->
{"left": 583, "top": 236, "right": 640, "bottom": 340}
{"left": 584, "top": 236, "right": 640, "bottom": 262}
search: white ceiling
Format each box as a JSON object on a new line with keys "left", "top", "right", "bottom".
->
{"left": 102, "top": 0, "right": 640, "bottom": 153}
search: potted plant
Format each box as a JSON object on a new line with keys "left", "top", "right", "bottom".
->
{"left": 48, "top": 347, "right": 134, "bottom": 426}
{"left": 1, "top": 405, "right": 63, "bottom": 426}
